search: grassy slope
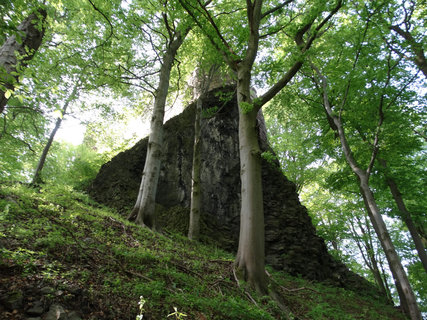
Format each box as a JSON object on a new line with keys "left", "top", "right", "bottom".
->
{"left": 0, "top": 184, "right": 407, "bottom": 320}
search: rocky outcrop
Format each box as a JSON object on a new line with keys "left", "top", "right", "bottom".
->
{"left": 88, "top": 86, "right": 375, "bottom": 292}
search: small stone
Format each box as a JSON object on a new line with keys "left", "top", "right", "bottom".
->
{"left": 55, "top": 290, "right": 64, "bottom": 296}
{"left": 26, "top": 300, "right": 44, "bottom": 316}
{"left": 44, "top": 304, "right": 66, "bottom": 320}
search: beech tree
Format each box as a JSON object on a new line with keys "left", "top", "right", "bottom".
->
{"left": 311, "top": 62, "right": 421, "bottom": 320}
{"left": 31, "top": 83, "right": 80, "bottom": 185}
{"left": 0, "top": 0, "right": 128, "bottom": 181}
{"left": 267, "top": 116, "right": 409, "bottom": 304}
{"left": 128, "top": 1, "right": 192, "bottom": 229}
{"left": 0, "top": 8, "right": 46, "bottom": 113}
{"left": 179, "top": 0, "right": 342, "bottom": 293}
{"left": 263, "top": 2, "right": 425, "bottom": 315}
{"left": 371, "top": 1, "right": 427, "bottom": 272}
{"left": 304, "top": 10, "right": 423, "bottom": 317}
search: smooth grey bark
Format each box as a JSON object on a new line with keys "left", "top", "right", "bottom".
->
{"left": 31, "top": 85, "right": 79, "bottom": 186}
{"left": 0, "top": 9, "right": 46, "bottom": 113}
{"left": 232, "top": 1, "right": 341, "bottom": 294}
{"left": 378, "top": 158, "right": 427, "bottom": 273}
{"left": 231, "top": 1, "right": 269, "bottom": 294}
{"left": 179, "top": 0, "right": 341, "bottom": 294}
{"left": 314, "top": 67, "right": 421, "bottom": 320}
{"left": 128, "top": 30, "right": 188, "bottom": 229}
{"left": 235, "top": 71, "right": 268, "bottom": 294}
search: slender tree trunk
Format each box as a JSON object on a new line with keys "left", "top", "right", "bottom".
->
{"left": 188, "top": 96, "right": 202, "bottom": 240}
{"left": 314, "top": 66, "right": 421, "bottom": 320}
{"left": 31, "top": 85, "right": 78, "bottom": 185}
{"left": 352, "top": 214, "right": 391, "bottom": 302}
{"left": 378, "top": 158, "right": 427, "bottom": 273}
{"left": 0, "top": 9, "right": 46, "bottom": 113}
{"left": 378, "top": 253, "right": 393, "bottom": 301}
{"left": 358, "top": 181, "right": 421, "bottom": 318}
{"left": 129, "top": 31, "right": 186, "bottom": 229}
{"left": 363, "top": 215, "right": 393, "bottom": 302}
{"left": 346, "top": 127, "right": 421, "bottom": 320}
{"left": 31, "top": 117, "right": 63, "bottom": 185}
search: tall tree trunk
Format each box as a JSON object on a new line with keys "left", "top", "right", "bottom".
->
{"left": 378, "top": 158, "right": 427, "bottom": 273}
{"left": 314, "top": 67, "right": 422, "bottom": 320}
{"left": 179, "top": 0, "right": 341, "bottom": 294}
{"left": 358, "top": 181, "right": 421, "bottom": 318}
{"left": 234, "top": 66, "right": 267, "bottom": 294}
{"left": 31, "top": 85, "right": 79, "bottom": 185}
{"left": 363, "top": 215, "right": 393, "bottom": 302}
{"left": 0, "top": 9, "right": 46, "bottom": 113}
{"left": 128, "top": 31, "right": 186, "bottom": 229}
{"left": 188, "top": 95, "right": 202, "bottom": 240}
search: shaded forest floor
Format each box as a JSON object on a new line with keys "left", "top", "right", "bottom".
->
{"left": 0, "top": 183, "right": 407, "bottom": 319}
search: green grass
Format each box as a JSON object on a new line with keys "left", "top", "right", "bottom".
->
{"left": 0, "top": 183, "right": 407, "bottom": 319}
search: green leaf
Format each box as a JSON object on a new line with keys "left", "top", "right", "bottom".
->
{"left": 6, "top": 97, "right": 24, "bottom": 107}
{"left": 240, "top": 101, "right": 253, "bottom": 114}
{"left": 4, "top": 89, "right": 12, "bottom": 99}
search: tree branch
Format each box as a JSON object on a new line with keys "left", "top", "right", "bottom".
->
{"left": 302, "top": 0, "right": 343, "bottom": 51}
{"left": 87, "top": 0, "right": 114, "bottom": 40}
{"left": 261, "top": 0, "right": 295, "bottom": 20}
{"left": 259, "top": 24, "right": 287, "bottom": 39}
{"left": 311, "top": 64, "right": 365, "bottom": 177}
{"left": 178, "top": 0, "right": 240, "bottom": 66}
{"left": 389, "top": 25, "right": 427, "bottom": 78}
{"left": 196, "top": 0, "right": 237, "bottom": 57}
{"left": 256, "top": 1, "right": 343, "bottom": 110}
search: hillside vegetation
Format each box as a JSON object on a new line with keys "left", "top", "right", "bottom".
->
{"left": 0, "top": 184, "right": 407, "bottom": 320}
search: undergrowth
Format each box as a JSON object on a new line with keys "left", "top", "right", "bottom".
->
{"left": 0, "top": 183, "right": 407, "bottom": 319}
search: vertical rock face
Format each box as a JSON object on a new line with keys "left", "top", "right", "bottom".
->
{"left": 88, "top": 86, "right": 373, "bottom": 290}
